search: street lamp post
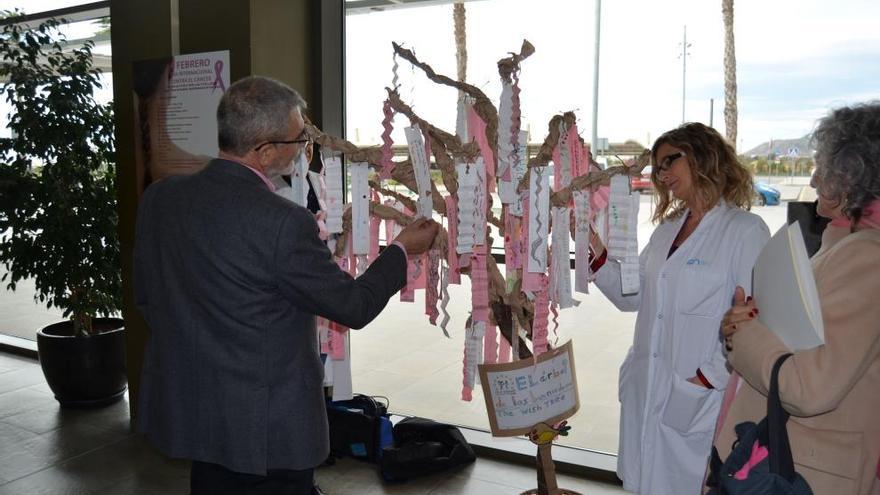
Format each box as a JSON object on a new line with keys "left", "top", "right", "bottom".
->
{"left": 680, "top": 25, "right": 691, "bottom": 123}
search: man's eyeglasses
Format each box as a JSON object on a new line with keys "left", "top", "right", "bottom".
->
{"left": 654, "top": 151, "right": 686, "bottom": 173}
{"left": 254, "top": 131, "right": 312, "bottom": 152}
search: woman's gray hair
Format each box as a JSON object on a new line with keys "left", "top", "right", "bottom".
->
{"left": 812, "top": 101, "right": 880, "bottom": 226}
{"left": 217, "top": 76, "right": 307, "bottom": 156}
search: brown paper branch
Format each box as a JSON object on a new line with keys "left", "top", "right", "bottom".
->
{"left": 307, "top": 123, "right": 384, "bottom": 165}
{"left": 497, "top": 39, "right": 536, "bottom": 82}
{"left": 386, "top": 89, "right": 479, "bottom": 161}
{"left": 368, "top": 179, "right": 418, "bottom": 213}
{"left": 392, "top": 42, "right": 499, "bottom": 171}
{"left": 549, "top": 149, "right": 652, "bottom": 207}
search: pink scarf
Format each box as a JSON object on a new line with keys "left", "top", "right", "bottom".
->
{"left": 830, "top": 198, "right": 880, "bottom": 229}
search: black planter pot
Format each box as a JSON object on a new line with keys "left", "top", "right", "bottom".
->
{"left": 36, "top": 318, "right": 127, "bottom": 408}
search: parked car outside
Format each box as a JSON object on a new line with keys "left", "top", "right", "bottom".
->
{"left": 753, "top": 181, "right": 781, "bottom": 206}
{"left": 631, "top": 165, "right": 653, "bottom": 193}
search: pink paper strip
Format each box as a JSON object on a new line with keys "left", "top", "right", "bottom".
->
{"left": 368, "top": 215, "right": 380, "bottom": 263}
{"left": 329, "top": 321, "right": 346, "bottom": 361}
{"left": 401, "top": 258, "right": 416, "bottom": 302}
{"left": 483, "top": 323, "right": 498, "bottom": 364}
{"left": 578, "top": 143, "right": 592, "bottom": 178}
{"left": 318, "top": 317, "right": 331, "bottom": 354}
{"left": 470, "top": 245, "right": 490, "bottom": 323}
{"left": 466, "top": 106, "right": 496, "bottom": 193}
{"left": 532, "top": 283, "right": 550, "bottom": 356}
{"left": 504, "top": 211, "right": 522, "bottom": 270}
{"left": 444, "top": 196, "right": 461, "bottom": 284}
{"left": 461, "top": 337, "right": 472, "bottom": 401}
{"left": 379, "top": 100, "right": 396, "bottom": 181}
{"left": 384, "top": 200, "right": 397, "bottom": 245}
{"left": 552, "top": 146, "right": 563, "bottom": 192}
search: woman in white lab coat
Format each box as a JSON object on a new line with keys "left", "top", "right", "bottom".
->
{"left": 589, "top": 123, "right": 770, "bottom": 494}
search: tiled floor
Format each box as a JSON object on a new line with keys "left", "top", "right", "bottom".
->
{"left": 0, "top": 352, "right": 626, "bottom": 494}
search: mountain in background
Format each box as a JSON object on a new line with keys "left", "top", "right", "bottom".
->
{"left": 744, "top": 134, "right": 813, "bottom": 158}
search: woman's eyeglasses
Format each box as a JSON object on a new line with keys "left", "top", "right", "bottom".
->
{"left": 655, "top": 151, "right": 686, "bottom": 172}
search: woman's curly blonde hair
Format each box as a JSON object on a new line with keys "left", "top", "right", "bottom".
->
{"left": 651, "top": 122, "right": 753, "bottom": 223}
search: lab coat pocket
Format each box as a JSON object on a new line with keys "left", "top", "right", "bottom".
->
{"left": 661, "top": 376, "right": 716, "bottom": 434}
{"left": 677, "top": 268, "right": 726, "bottom": 317}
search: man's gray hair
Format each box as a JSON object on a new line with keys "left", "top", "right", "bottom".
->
{"left": 812, "top": 101, "right": 880, "bottom": 225}
{"left": 217, "top": 76, "right": 307, "bottom": 155}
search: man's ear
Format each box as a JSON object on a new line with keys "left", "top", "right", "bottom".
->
{"left": 305, "top": 143, "right": 314, "bottom": 164}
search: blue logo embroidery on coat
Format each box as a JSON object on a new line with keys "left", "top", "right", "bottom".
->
{"left": 686, "top": 258, "right": 707, "bottom": 265}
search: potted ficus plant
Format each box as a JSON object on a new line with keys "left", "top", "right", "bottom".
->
{"left": 0, "top": 14, "right": 125, "bottom": 407}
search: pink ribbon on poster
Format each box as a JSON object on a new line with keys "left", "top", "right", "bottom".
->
{"left": 425, "top": 249, "right": 440, "bottom": 325}
{"left": 212, "top": 60, "right": 226, "bottom": 93}
{"left": 444, "top": 195, "right": 461, "bottom": 284}
{"left": 466, "top": 106, "right": 496, "bottom": 193}
{"left": 470, "top": 245, "right": 490, "bottom": 323}
{"left": 483, "top": 323, "right": 498, "bottom": 364}
{"left": 531, "top": 281, "right": 550, "bottom": 356}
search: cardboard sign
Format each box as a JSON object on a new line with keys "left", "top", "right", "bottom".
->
{"left": 478, "top": 340, "right": 579, "bottom": 436}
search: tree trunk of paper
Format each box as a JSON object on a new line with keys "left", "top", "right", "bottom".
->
{"left": 536, "top": 443, "right": 559, "bottom": 495}
{"left": 722, "top": 0, "right": 738, "bottom": 146}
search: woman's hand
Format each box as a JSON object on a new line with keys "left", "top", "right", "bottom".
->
{"left": 721, "top": 286, "right": 758, "bottom": 350}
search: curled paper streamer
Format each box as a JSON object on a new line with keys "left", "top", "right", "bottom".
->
{"left": 425, "top": 249, "right": 440, "bottom": 325}
{"left": 444, "top": 196, "right": 461, "bottom": 284}
{"left": 438, "top": 262, "right": 452, "bottom": 338}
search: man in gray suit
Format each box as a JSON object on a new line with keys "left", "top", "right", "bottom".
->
{"left": 134, "top": 76, "right": 439, "bottom": 494}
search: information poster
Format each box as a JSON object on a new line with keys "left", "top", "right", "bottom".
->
{"left": 133, "top": 50, "right": 230, "bottom": 193}
{"left": 478, "top": 340, "right": 580, "bottom": 436}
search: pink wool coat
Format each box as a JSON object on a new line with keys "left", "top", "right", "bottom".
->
{"left": 714, "top": 225, "right": 880, "bottom": 495}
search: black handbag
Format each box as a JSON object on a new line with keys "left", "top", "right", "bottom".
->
{"left": 787, "top": 201, "right": 830, "bottom": 258}
{"left": 706, "top": 354, "right": 813, "bottom": 494}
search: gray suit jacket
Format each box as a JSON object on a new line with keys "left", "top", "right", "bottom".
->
{"left": 134, "top": 159, "right": 406, "bottom": 475}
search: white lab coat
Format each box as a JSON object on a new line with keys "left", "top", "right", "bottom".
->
{"left": 595, "top": 201, "right": 769, "bottom": 495}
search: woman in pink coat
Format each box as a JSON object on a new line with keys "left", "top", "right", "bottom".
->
{"left": 716, "top": 101, "right": 880, "bottom": 495}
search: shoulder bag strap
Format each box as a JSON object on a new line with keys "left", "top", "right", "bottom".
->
{"left": 768, "top": 352, "right": 795, "bottom": 480}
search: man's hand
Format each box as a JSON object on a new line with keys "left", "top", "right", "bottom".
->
{"left": 394, "top": 218, "right": 440, "bottom": 255}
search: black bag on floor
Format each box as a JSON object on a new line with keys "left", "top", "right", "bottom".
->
{"left": 327, "top": 395, "right": 393, "bottom": 463}
{"left": 706, "top": 354, "right": 813, "bottom": 494}
{"left": 380, "top": 417, "right": 476, "bottom": 481}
